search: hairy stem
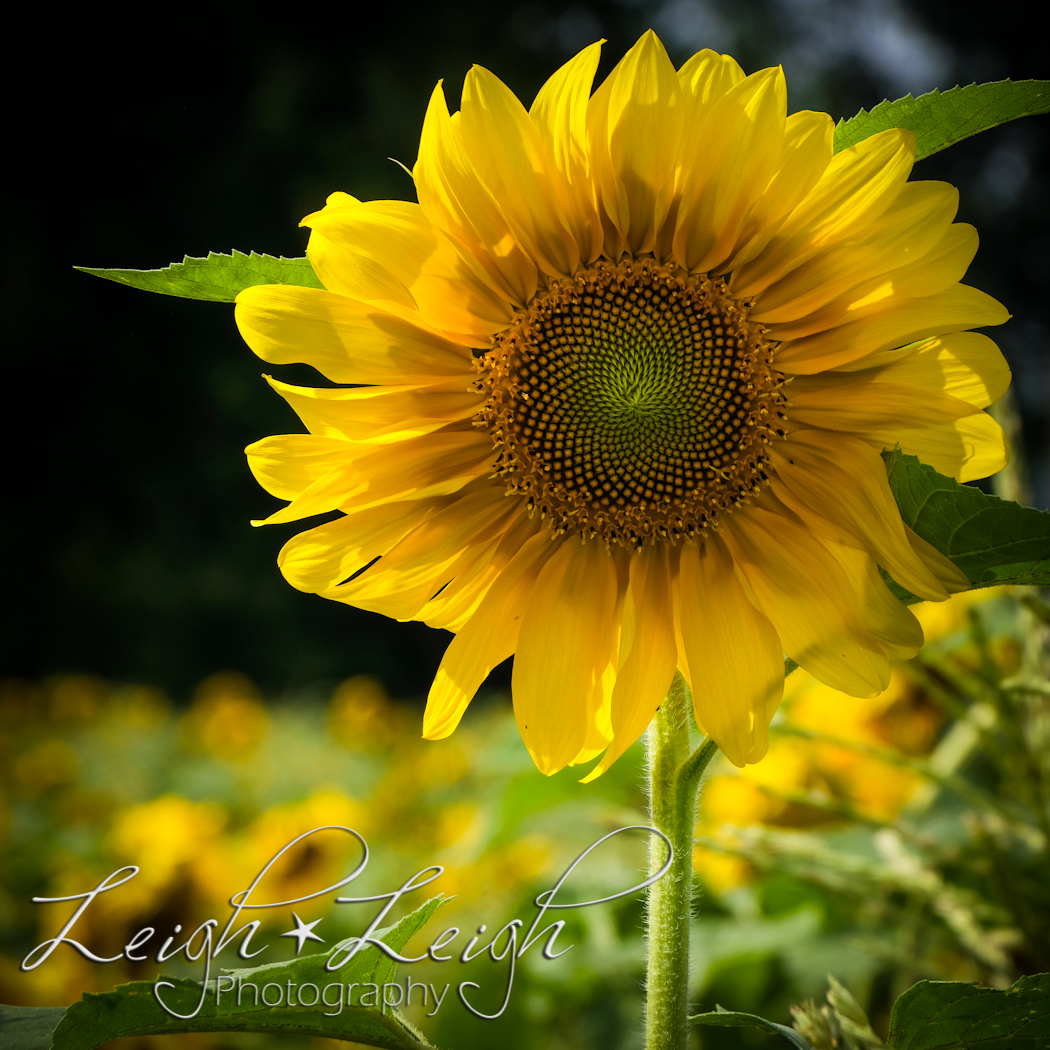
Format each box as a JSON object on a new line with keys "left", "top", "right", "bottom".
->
{"left": 645, "top": 673, "right": 719, "bottom": 1049}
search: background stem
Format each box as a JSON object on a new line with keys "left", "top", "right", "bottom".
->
{"left": 644, "top": 673, "right": 719, "bottom": 1049}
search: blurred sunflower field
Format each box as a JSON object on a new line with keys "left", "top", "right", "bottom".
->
{"left": 2, "top": 586, "right": 1048, "bottom": 1050}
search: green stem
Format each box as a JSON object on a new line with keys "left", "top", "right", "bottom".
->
{"left": 645, "top": 672, "right": 719, "bottom": 1050}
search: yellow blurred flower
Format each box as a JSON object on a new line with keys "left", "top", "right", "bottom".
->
{"left": 194, "top": 791, "right": 369, "bottom": 917}
{"left": 106, "top": 794, "right": 227, "bottom": 919}
{"left": 441, "top": 834, "right": 553, "bottom": 902}
{"left": 692, "top": 848, "right": 754, "bottom": 896}
{"left": 696, "top": 588, "right": 1010, "bottom": 891}
{"left": 107, "top": 685, "right": 171, "bottom": 729}
{"left": 913, "top": 585, "right": 1008, "bottom": 641}
{"left": 435, "top": 801, "right": 482, "bottom": 849}
{"left": 0, "top": 938, "right": 99, "bottom": 1006}
{"left": 786, "top": 671, "right": 924, "bottom": 818}
{"left": 12, "top": 739, "right": 79, "bottom": 797}
{"left": 47, "top": 675, "right": 108, "bottom": 723}
{"left": 181, "top": 672, "right": 268, "bottom": 760}
{"left": 328, "top": 675, "right": 408, "bottom": 749}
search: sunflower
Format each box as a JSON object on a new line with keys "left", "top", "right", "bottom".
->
{"left": 235, "top": 33, "right": 1009, "bottom": 775}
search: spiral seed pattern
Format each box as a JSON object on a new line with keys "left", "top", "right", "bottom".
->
{"left": 478, "top": 259, "right": 786, "bottom": 547}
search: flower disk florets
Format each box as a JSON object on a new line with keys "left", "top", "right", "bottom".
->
{"left": 477, "top": 259, "right": 787, "bottom": 547}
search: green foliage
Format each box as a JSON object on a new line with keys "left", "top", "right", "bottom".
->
{"left": 14, "top": 897, "right": 446, "bottom": 1050}
{"left": 884, "top": 450, "right": 1050, "bottom": 597}
{"left": 694, "top": 975, "right": 892, "bottom": 1050}
{"left": 693, "top": 969, "right": 1050, "bottom": 1049}
{"left": 834, "top": 80, "right": 1050, "bottom": 160}
{"left": 699, "top": 585, "right": 1050, "bottom": 1048}
{"left": 220, "top": 893, "right": 447, "bottom": 996}
{"left": 886, "top": 973, "right": 1050, "bottom": 1049}
{"left": 49, "top": 978, "right": 429, "bottom": 1050}
{"left": 0, "top": 1006, "right": 67, "bottom": 1050}
{"left": 76, "top": 252, "right": 323, "bottom": 302}
{"left": 691, "top": 1004, "right": 814, "bottom": 1048}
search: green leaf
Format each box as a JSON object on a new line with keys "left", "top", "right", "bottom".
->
{"left": 835, "top": 79, "right": 1050, "bottom": 160}
{"left": 75, "top": 251, "right": 324, "bottom": 302}
{"left": 886, "top": 972, "right": 1050, "bottom": 1049}
{"left": 46, "top": 895, "right": 447, "bottom": 1050}
{"left": 691, "top": 1006, "right": 814, "bottom": 1049}
{"left": 0, "top": 1005, "right": 68, "bottom": 1050}
{"left": 884, "top": 450, "right": 1050, "bottom": 598}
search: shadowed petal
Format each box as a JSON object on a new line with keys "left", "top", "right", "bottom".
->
{"left": 677, "top": 535, "right": 783, "bottom": 767}
{"left": 512, "top": 538, "right": 620, "bottom": 774}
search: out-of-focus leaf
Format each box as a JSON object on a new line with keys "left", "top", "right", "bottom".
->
{"left": 691, "top": 1005, "right": 814, "bottom": 1049}
{"left": 886, "top": 972, "right": 1050, "bottom": 1049}
{"left": 48, "top": 896, "right": 446, "bottom": 1050}
{"left": 0, "top": 1005, "right": 68, "bottom": 1050}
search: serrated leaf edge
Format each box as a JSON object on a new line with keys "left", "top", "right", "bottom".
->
{"left": 835, "top": 78, "right": 1050, "bottom": 159}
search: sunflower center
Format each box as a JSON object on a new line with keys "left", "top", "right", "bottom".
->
{"left": 477, "top": 258, "right": 786, "bottom": 547}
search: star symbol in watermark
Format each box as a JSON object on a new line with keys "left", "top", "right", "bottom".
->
{"left": 280, "top": 913, "right": 325, "bottom": 956}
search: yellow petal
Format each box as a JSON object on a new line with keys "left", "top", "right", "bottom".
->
{"left": 584, "top": 64, "right": 627, "bottom": 258}
{"left": 732, "top": 128, "right": 917, "bottom": 300}
{"left": 824, "top": 542, "right": 924, "bottom": 661}
{"left": 676, "top": 535, "right": 783, "bottom": 767}
{"left": 858, "top": 223, "right": 979, "bottom": 304}
{"left": 303, "top": 197, "right": 514, "bottom": 342}
{"left": 245, "top": 434, "right": 353, "bottom": 501}
{"left": 530, "top": 41, "right": 605, "bottom": 265}
{"left": 251, "top": 470, "right": 363, "bottom": 526}
{"left": 424, "top": 531, "right": 559, "bottom": 739}
{"left": 459, "top": 64, "right": 580, "bottom": 277}
{"left": 420, "top": 509, "right": 539, "bottom": 631}
{"left": 255, "top": 430, "right": 494, "bottom": 526}
{"left": 335, "top": 430, "right": 497, "bottom": 515}
{"left": 583, "top": 543, "right": 677, "bottom": 780}
{"left": 329, "top": 485, "right": 519, "bottom": 619}
{"left": 751, "top": 180, "right": 959, "bottom": 323}
{"left": 265, "top": 375, "right": 483, "bottom": 443}
{"left": 677, "top": 49, "right": 745, "bottom": 105}
{"left": 278, "top": 500, "right": 438, "bottom": 594}
{"left": 530, "top": 42, "right": 601, "bottom": 180}
{"left": 789, "top": 370, "right": 992, "bottom": 439}
{"left": 768, "top": 429, "right": 953, "bottom": 600}
{"left": 235, "top": 285, "right": 473, "bottom": 385}
{"left": 904, "top": 525, "right": 970, "bottom": 592}
{"left": 512, "top": 538, "right": 620, "bottom": 775}
{"left": 673, "top": 66, "right": 787, "bottom": 273}
{"left": 766, "top": 222, "right": 979, "bottom": 341}
{"left": 869, "top": 332, "right": 1011, "bottom": 409}
{"left": 344, "top": 532, "right": 505, "bottom": 622}
{"left": 414, "top": 81, "right": 538, "bottom": 306}
{"left": 886, "top": 411, "right": 1009, "bottom": 482}
{"left": 719, "top": 108, "right": 836, "bottom": 274}
{"left": 775, "top": 284, "right": 1010, "bottom": 374}
{"left": 666, "top": 546, "right": 696, "bottom": 711}
{"left": 300, "top": 194, "right": 415, "bottom": 310}
{"left": 574, "top": 658, "right": 618, "bottom": 766}
{"left": 722, "top": 503, "right": 890, "bottom": 696}
{"left": 588, "top": 31, "right": 683, "bottom": 256}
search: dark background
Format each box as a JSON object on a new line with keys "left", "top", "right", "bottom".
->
{"left": 5, "top": 0, "right": 1047, "bottom": 701}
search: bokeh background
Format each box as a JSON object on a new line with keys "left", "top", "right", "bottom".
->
{"left": 4, "top": 590, "right": 1049, "bottom": 1050}
{"left": 2, "top": 3, "right": 1048, "bottom": 1048}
